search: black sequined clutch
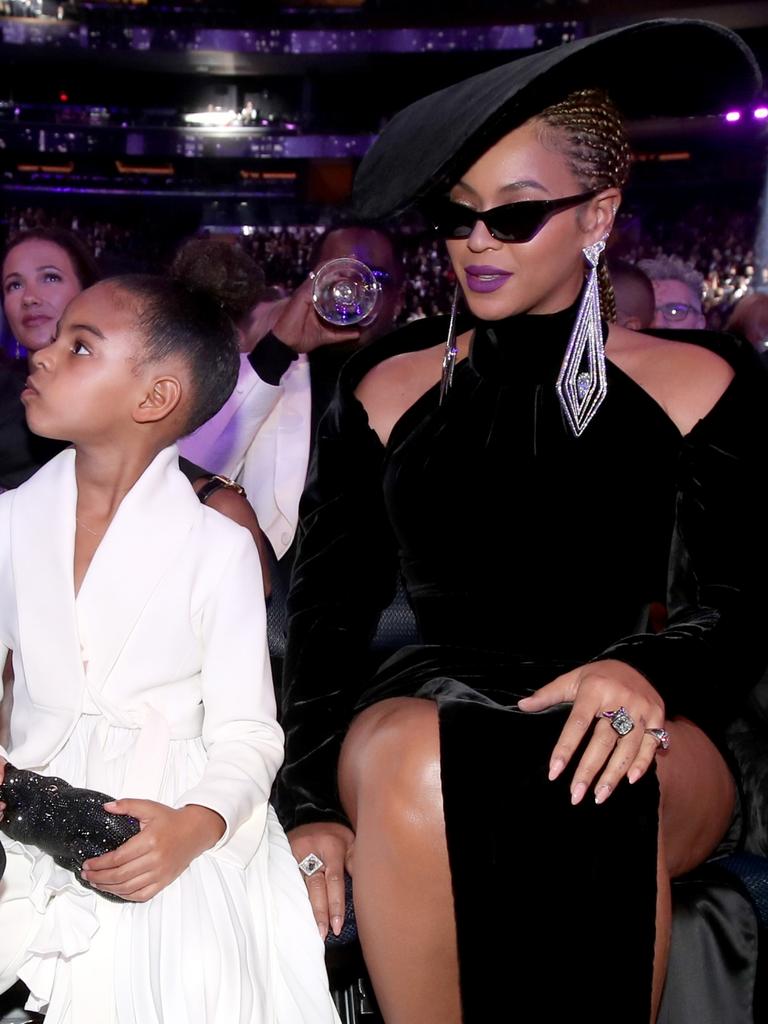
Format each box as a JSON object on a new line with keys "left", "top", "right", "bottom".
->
{"left": 0, "top": 764, "right": 140, "bottom": 902}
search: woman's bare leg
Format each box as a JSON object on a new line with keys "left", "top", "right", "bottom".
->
{"left": 653, "top": 717, "right": 736, "bottom": 1019}
{"left": 338, "top": 697, "right": 461, "bottom": 1024}
{"left": 340, "top": 701, "right": 735, "bottom": 1024}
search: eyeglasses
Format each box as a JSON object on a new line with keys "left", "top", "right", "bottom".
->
{"left": 657, "top": 301, "right": 700, "bottom": 323}
{"left": 427, "top": 189, "right": 600, "bottom": 243}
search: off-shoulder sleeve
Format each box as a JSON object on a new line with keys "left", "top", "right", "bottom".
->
{"left": 596, "top": 358, "right": 768, "bottom": 729}
{"left": 275, "top": 378, "right": 400, "bottom": 831}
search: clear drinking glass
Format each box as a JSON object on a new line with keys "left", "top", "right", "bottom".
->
{"left": 310, "top": 257, "right": 381, "bottom": 326}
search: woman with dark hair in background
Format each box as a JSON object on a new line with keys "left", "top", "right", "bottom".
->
{"left": 2, "top": 227, "right": 101, "bottom": 359}
{"left": 0, "top": 228, "right": 95, "bottom": 491}
{"left": 277, "top": 20, "right": 766, "bottom": 1024}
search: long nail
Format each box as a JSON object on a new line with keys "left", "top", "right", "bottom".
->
{"left": 548, "top": 757, "right": 565, "bottom": 781}
{"left": 628, "top": 767, "right": 641, "bottom": 784}
{"left": 594, "top": 784, "right": 612, "bottom": 805}
{"left": 331, "top": 915, "right": 343, "bottom": 936}
{"left": 571, "top": 782, "right": 587, "bottom": 806}
{"left": 318, "top": 922, "right": 328, "bottom": 942}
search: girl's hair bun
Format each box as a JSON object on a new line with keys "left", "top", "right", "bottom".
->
{"left": 170, "top": 238, "right": 266, "bottom": 322}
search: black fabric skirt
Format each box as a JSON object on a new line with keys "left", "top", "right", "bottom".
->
{"left": 355, "top": 645, "right": 660, "bottom": 1023}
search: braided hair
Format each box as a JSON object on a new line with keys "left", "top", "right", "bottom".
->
{"left": 536, "top": 89, "right": 631, "bottom": 322}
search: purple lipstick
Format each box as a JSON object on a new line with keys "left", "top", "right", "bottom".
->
{"left": 464, "top": 265, "right": 512, "bottom": 293}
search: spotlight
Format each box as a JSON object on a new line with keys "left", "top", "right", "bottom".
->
{"left": 754, "top": 107, "right": 768, "bottom": 121}
{"left": 724, "top": 110, "right": 741, "bottom": 122}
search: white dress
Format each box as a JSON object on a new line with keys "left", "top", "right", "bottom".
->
{"left": 0, "top": 446, "right": 339, "bottom": 1024}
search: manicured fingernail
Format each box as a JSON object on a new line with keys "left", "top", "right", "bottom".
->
{"left": 548, "top": 757, "right": 565, "bottom": 781}
{"left": 594, "top": 784, "right": 612, "bottom": 805}
{"left": 331, "top": 915, "right": 343, "bottom": 936}
{"left": 571, "top": 782, "right": 587, "bottom": 806}
{"left": 628, "top": 767, "right": 641, "bottom": 784}
{"left": 318, "top": 922, "right": 328, "bottom": 941}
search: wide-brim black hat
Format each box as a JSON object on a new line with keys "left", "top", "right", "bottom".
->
{"left": 352, "top": 19, "right": 761, "bottom": 219}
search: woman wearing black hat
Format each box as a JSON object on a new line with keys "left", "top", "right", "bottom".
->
{"left": 276, "top": 20, "right": 765, "bottom": 1023}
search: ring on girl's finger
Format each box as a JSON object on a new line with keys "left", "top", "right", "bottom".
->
{"left": 644, "top": 727, "right": 670, "bottom": 751}
{"left": 298, "top": 853, "right": 326, "bottom": 878}
{"left": 601, "top": 706, "right": 635, "bottom": 736}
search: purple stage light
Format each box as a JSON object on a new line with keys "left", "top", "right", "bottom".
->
{"left": 724, "top": 111, "right": 741, "bottom": 123}
{"left": 754, "top": 107, "right": 768, "bottom": 121}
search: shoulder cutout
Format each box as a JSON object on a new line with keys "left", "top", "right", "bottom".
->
{"left": 606, "top": 326, "right": 735, "bottom": 437}
{"left": 355, "top": 329, "right": 472, "bottom": 446}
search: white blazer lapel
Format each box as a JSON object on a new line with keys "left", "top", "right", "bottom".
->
{"left": 75, "top": 445, "right": 202, "bottom": 692}
{"left": 242, "top": 354, "right": 311, "bottom": 558}
{"left": 11, "top": 448, "right": 85, "bottom": 712}
{"left": 274, "top": 354, "right": 312, "bottom": 528}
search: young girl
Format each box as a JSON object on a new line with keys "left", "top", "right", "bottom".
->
{"left": 0, "top": 274, "right": 339, "bottom": 1023}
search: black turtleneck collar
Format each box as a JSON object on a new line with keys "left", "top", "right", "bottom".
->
{"left": 468, "top": 292, "right": 606, "bottom": 384}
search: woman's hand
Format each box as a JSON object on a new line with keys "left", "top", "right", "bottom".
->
{"left": 517, "top": 659, "right": 666, "bottom": 805}
{"left": 0, "top": 757, "right": 5, "bottom": 822}
{"left": 288, "top": 821, "right": 355, "bottom": 941}
{"left": 81, "top": 799, "right": 225, "bottom": 902}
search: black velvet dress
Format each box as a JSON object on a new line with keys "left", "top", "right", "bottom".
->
{"left": 276, "top": 301, "right": 768, "bottom": 1022}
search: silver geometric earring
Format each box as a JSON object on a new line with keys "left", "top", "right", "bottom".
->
{"left": 555, "top": 239, "right": 607, "bottom": 437}
{"left": 439, "top": 281, "right": 461, "bottom": 405}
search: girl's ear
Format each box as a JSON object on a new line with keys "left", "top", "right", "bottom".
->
{"left": 134, "top": 377, "right": 182, "bottom": 424}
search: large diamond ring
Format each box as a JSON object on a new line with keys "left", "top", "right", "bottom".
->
{"left": 298, "top": 853, "right": 326, "bottom": 878}
{"left": 601, "top": 706, "right": 635, "bottom": 736}
{"left": 644, "top": 727, "right": 671, "bottom": 750}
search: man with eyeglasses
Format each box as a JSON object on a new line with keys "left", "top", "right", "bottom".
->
{"left": 637, "top": 253, "right": 706, "bottom": 331}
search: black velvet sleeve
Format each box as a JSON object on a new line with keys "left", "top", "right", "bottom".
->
{"left": 596, "top": 344, "right": 768, "bottom": 730}
{"left": 275, "top": 371, "right": 400, "bottom": 831}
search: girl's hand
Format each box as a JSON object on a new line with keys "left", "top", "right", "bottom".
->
{"left": 517, "top": 659, "right": 666, "bottom": 805}
{"left": 81, "top": 799, "right": 225, "bottom": 902}
{"left": 288, "top": 822, "right": 355, "bottom": 941}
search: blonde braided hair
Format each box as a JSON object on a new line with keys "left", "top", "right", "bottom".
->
{"left": 536, "top": 89, "right": 631, "bottom": 322}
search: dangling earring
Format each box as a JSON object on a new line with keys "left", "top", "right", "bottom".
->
{"left": 439, "top": 281, "right": 461, "bottom": 405}
{"left": 555, "top": 239, "right": 607, "bottom": 437}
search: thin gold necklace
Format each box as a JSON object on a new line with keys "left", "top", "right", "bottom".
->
{"left": 76, "top": 517, "right": 105, "bottom": 539}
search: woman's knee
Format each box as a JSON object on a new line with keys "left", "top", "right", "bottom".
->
{"left": 338, "top": 698, "right": 443, "bottom": 829}
{"left": 657, "top": 718, "right": 736, "bottom": 877}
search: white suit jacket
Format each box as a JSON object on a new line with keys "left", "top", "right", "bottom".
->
{"left": 178, "top": 354, "right": 311, "bottom": 559}
{"left": 0, "top": 445, "right": 283, "bottom": 866}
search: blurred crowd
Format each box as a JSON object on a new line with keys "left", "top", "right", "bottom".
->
{"left": 1, "top": 201, "right": 763, "bottom": 328}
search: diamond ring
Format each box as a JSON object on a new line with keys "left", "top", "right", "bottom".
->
{"left": 644, "top": 727, "right": 671, "bottom": 750}
{"left": 601, "top": 706, "right": 635, "bottom": 736}
{"left": 298, "top": 852, "right": 326, "bottom": 878}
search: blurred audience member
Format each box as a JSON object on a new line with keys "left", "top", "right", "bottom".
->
{"left": 638, "top": 254, "right": 706, "bottom": 330}
{"left": 243, "top": 286, "right": 290, "bottom": 351}
{"left": 609, "top": 259, "right": 655, "bottom": 331}
{"left": 178, "top": 225, "right": 404, "bottom": 558}
{"left": 2, "top": 227, "right": 100, "bottom": 358}
{"left": 311, "top": 223, "right": 405, "bottom": 347}
{"left": 0, "top": 228, "right": 99, "bottom": 487}
{"left": 726, "top": 292, "right": 768, "bottom": 360}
